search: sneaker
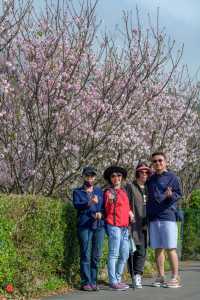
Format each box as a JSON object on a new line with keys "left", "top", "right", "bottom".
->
{"left": 118, "top": 282, "right": 129, "bottom": 289}
{"left": 110, "top": 283, "right": 128, "bottom": 291}
{"left": 134, "top": 274, "right": 142, "bottom": 289}
{"left": 165, "top": 277, "right": 182, "bottom": 288}
{"left": 81, "top": 284, "right": 92, "bottom": 291}
{"left": 152, "top": 276, "right": 166, "bottom": 287}
{"left": 90, "top": 284, "right": 100, "bottom": 291}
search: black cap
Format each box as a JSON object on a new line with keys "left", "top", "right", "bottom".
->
{"left": 82, "top": 166, "right": 97, "bottom": 176}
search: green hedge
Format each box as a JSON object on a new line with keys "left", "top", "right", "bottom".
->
{"left": 182, "top": 209, "right": 200, "bottom": 260}
{"left": 0, "top": 194, "right": 80, "bottom": 298}
{"left": 188, "top": 189, "right": 200, "bottom": 209}
{"left": 181, "top": 190, "right": 200, "bottom": 259}
{"left": 0, "top": 194, "right": 157, "bottom": 298}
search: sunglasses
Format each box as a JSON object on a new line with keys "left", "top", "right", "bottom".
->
{"left": 111, "top": 173, "right": 122, "bottom": 178}
{"left": 152, "top": 159, "right": 164, "bottom": 163}
{"left": 139, "top": 171, "right": 149, "bottom": 175}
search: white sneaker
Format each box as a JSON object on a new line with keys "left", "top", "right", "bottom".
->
{"left": 134, "top": 274, "right": 142, "bottom": 289}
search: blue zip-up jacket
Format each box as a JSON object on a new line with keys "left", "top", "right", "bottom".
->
{"left": 73, "top": 186, "right": 104, "bottom": 228}
{"left": 147, "top": 170, "right": 182, "bottom": 221}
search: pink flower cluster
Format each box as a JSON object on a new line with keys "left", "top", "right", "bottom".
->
{"left": 0, "top": 0, "right": 199, "bottom": 195}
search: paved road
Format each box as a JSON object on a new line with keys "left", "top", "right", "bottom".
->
{"left": 43, "top": 261, "right": 200, "bottom": 300}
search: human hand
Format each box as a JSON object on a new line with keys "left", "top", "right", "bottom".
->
{"left": 107, "top": 191, "right": 115, "bottom": 203}
{"left": 129, "top": 211, "right": 135, "bottom": 223}
{"left": 95, "top": 212, "right": 102, "bottom": 220}
{"left": 142, "top": 225, "right": 147, "bottom": 231}
{"left": 165, "top": 187, "right": 173, "bottom": 198}
{"left": 89, "top": 195, "right": 98, "bottom": 205}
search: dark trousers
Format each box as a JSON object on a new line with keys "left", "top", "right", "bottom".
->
{"left": 78, "top": 226, "right": 105, "bottom": 286}
{"left": 128, "top": 243, "right": 146, "bottom": 276}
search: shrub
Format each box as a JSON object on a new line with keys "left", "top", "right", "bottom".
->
{"left": 182, "top": 208, "right": 200, "bottom": 260}
{"left": 0, "top": 194, "right": 79, "bottom": 298}
{"left": 0, "top": 194, "right": 157, "bottom": 298}
{"left": 188, "top": 189, "right": 200, "bottom": 209}
{"left": 181, "top": 190, "right": 200, "bottom": 259}
{"left": 0, "top": 217, "right": 17, "bottom": 295}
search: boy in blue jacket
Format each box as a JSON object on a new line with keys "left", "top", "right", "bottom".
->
{"left": 73, "top": 166, "right": 105, "bottom": 291}
{"left": 147, "top": 152, "right": 182, "bottom": 288}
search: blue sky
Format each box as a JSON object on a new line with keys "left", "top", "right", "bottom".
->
{"left": 33, "top": 0, "right": 200, "bottom": 79}
{"left": 96, "top": 0, "right": 200, "bottom": 79}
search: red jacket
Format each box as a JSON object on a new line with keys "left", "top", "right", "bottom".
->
{"left": 104, "top": 188, "right": 131, "bottom": 227}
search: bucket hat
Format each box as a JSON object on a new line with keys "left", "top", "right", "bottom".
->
{"left": 103, "top": 165, "right": 127, "bottom": 181}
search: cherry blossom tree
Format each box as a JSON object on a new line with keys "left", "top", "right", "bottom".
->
{"left": 0, "top": 0, "right": 199, "bottom": 197}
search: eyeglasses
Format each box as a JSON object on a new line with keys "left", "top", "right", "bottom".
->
{"left": 139, "top": 171, "right": 149, "bottom": 175}
{"left": 111, "top": 173, "right": 122, "bottom": 178}
{"left": 152, "top": 159, "right": 164, "bottom": 163}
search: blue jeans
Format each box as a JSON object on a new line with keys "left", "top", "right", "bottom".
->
{"left": 78, "top": 226, "right": 105, "bottom": 286}
{"left": 107, "top": 224, "right": 129, "bottom": 284}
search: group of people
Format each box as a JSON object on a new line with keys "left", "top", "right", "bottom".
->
{"left": 72, "top": 152, "right": 182, "bottom": 291}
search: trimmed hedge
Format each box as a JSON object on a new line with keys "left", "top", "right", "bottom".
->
{"left": 188, "top": 189, "right": 200, "bottom": 209}
{"left": 0, "top": 194, "right": 157, "bottom": 298}
{"left": 182, "top": 209, "right": 200, "bottom": 260}
{"left": 182, "top": 190, "right": 200, "bottom": 259}
{"left": 0, "top": 194, "right": 80, "bottom": 298}
{"left": 0, "top": 192, "right": 199, "bottom": 298}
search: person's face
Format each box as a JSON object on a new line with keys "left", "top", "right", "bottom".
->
{"left": 110, "top": 173, "right": 122, "bottom": 186}
{"left": 152, "top": 155, "right": 167, "bottom": 173}
{"left": 137, "top": 170, "right": 149, "bottom": 184}
{"left": 84, "top": 175, "right": 95, "bottom": 184}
